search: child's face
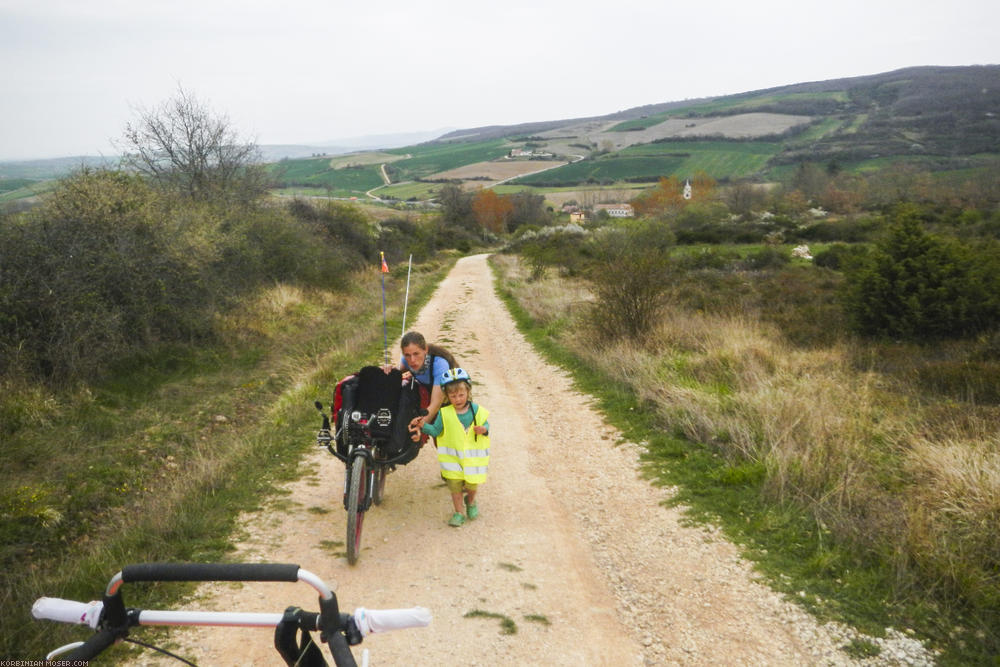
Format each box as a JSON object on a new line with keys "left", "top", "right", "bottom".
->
{"left": 445, "top": 382, "right": 469, "bottom": 409}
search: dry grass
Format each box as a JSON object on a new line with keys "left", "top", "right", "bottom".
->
{"left": 491, "top": 254, "right": 592, "bottom": 327}
{"left": 906, "top": 438, "right": 1000, "bottom": 606}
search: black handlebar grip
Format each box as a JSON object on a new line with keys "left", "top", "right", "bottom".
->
{"left": 121, "top": 563, "right": 301, "bottom": 583}
{"left": 67, "top": 629, "right": 119, "bottom": 660}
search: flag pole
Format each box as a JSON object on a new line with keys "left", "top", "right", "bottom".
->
{"left": 401, "top": 253, "right": 413, "bottom": 336}
{"left": 380, "top": 252, "right": 389, "bottom": 367}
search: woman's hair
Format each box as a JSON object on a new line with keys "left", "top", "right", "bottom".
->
{"left": 400, "top": 331, "right": 426, "bottom": 350}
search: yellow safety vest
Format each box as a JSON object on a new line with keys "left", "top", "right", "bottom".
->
{"left": 436, "top": 404, "right": 490, "bottom": 485}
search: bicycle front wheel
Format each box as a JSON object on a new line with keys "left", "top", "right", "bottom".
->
{"left": 346, "top": 455, "right": 367, "bottom": 565}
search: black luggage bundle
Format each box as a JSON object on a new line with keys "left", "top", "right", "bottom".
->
{"left": 333, "top": 366, "right": 421, "bottom": 465}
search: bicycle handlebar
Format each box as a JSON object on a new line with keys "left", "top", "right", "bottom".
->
{"left": 64, "top": 629, "right": 119, "bottom": 661}
{"left": 34, "top": 560, "right": 428, "bottom": 665}
{"left": 34, "top": 597, "right": 431, "bottom": 635}
{"left": 122, "top": 562, "right": 301, "bottom": 583}
{"left": 32, "top": 597, "right": 104, "bottom": 628}
{"left": 107, "top": 563, "right": 333, "bottom": 600}
{"left": 353, "top": 606, "right": 431, "bottom": 636}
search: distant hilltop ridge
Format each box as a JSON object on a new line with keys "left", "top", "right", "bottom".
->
{"left": 433, "top": 65, "right": 1000, "bottom": 144}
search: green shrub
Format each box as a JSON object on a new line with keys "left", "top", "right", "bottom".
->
{"left": 812, "top": 243, "right": 868, "bottom": 270}
{"left": 0, "top": 170, "right": 211, "bottom": 379}
{"left": 587, "top": 222, "right": 675, "bottom": 340}
{"left": 742, "top": 246, "right": 790, "bottom": 270}
{"left": 0, "top": 173, "right": 388, "bottom": 383}
{"left": 842, "top": 207, "right": 1000, "bottom": 340}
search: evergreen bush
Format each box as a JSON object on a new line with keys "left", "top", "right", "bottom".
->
{"left": 842, "top": 207, "right": 1000, "bottom": 340}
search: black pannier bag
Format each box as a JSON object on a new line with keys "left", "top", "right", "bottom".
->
{"left": 336, "top": 366, "right": 421, "bottom": 464}
{"left": 387, "top": 376, "right": 421, "bottom": 464}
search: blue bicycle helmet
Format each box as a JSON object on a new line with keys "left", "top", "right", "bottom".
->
{"left": 440, "top": 367, "right": 471, "bottom": 387}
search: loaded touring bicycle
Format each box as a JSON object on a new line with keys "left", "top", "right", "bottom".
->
{"left": 315, "top": 365, "right": 423, "bottom": 565}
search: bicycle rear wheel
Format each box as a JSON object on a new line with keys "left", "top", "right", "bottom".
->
{"left": 346, "top": 456, "right": 367, "bottom": 565}
{"left": 372, "top": 465, "right": 387, "bottom": 506}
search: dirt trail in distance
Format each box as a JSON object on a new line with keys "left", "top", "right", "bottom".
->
{"left": 133, "top": 253, "right": 906, "bottom": 666}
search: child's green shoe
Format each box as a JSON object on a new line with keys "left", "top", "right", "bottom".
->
{"left": 448, "top": 512, "right": 466, "bottom": 527}
{"left": 465, "top": 499, "right": 479, "bottom": 520}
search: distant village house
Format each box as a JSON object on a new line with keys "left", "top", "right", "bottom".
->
{"left": 508, "top": 148, "right": 553, "bottom": 158}
{"left": 594, "top": 203, "right": 634, "bottom": 218}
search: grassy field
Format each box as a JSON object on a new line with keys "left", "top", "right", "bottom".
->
{"left": 786, "top": 117, "right": 846, "bottom": 143}
{"left": 511, "top": 140, "right": 782, "bottom": 185}
{"left": 269, "top": 158, "right": 385, "bottom": 196}
{"left": 0, "top": 179, "right": 56, "bottom": 202}
{"left": 509, "top": 156, "right": 683, "bottom": 186}
{"left": 384, "top": 139, "right": 511, "bottom": 180}
{"left": 378, "top": 181, "right": 440, "bottom": 201}
{"left": 621, "top": 140, "right": 781, "bottom": 178}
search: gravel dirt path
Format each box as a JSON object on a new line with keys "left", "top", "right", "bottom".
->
{"left": 132, "top": 254, "right": 931, "bottom": 666}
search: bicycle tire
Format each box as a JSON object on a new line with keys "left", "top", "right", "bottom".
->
{"left": 372, "top": 465, "right": 387, "bottom": 506}
{"left": 346, "top": 455, "right": 366, "bottom": 565}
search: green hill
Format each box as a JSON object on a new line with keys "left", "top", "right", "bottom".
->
{"left": 429, "top": 65, "right": 1000, "bottom": 187}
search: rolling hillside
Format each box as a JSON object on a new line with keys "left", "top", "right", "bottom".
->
{"left": 6, "top": 65, "right": 999, "bottom": 202}
{"left": 434, "top": 65, "right": 1000, "bottom": 187}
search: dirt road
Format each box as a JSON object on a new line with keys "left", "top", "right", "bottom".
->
{"left": 134, "top": 254, "right": 905, "bottom": 665}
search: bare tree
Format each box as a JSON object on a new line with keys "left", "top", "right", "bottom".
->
{"left": 120, "top": 86, "right": 268, "bottom": 202}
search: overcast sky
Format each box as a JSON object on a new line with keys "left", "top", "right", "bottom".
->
{"left": 1, "top": 0, "right": 998, "bottom": 161}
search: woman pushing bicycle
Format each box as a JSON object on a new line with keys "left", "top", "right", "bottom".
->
{"left": 385, "top": 330, "right": 455, "bottom": 433}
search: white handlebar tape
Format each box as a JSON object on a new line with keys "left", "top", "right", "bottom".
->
{"left": 32, "top": 598, "right": 104, "bottom": 629}
{"left": 353, "top": 607, "right": 431, "bottom": 637}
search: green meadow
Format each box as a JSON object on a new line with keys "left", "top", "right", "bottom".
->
{"left": 384, "top": 138, "right": 511, "bottom": 179}
{"left": 268, "top": 157, "right": 385, "bottom": 196}
{"left": 512, "top": 140, "right": 782, "bottom": 185}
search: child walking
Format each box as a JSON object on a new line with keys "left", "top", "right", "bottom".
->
{"left": 412, "top": 368, "right": 490, "bottom": 527}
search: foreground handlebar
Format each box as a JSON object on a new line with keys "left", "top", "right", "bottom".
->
{"left": 32, "top": 597, "right": 104, "bottom": 629}
{"left": 354, "top": 607, "right": 431, "bottom": 636}
{"left": 122, "top": 562, "right": 301, "bottom": 584}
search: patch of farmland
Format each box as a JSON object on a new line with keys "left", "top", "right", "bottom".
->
{"left": 428, "top": 159, "right": 567, "bottom": 182}
{"left": 384, "top": 139, "right": 511, "bottom": 179}
{"left": 621, "top": 140, "right": 780, "bottom": 179}
{"left": 269, "top": 158, "right": 385, "bottom": 194}
{"left": 378, "top": 181, "right": 439, "bottom": 201}
{"left": 530, "top": 114, "right": 810, "bottom": 160}
{"left": 512, "top": 156, "right": 687, "bottom": 186}
{"left": 669, "top": 113, "right": 812, "bottom": 138}
{"left": 327, "top": 151, "right": 409, "bottom": 169}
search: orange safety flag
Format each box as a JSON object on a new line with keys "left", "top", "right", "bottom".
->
{"left": 380, "top": 253, "right": 389, "bottom": 273}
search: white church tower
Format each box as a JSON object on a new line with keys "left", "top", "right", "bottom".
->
{"left": 683, "top": 179, "right": 692, "bottom": 200}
